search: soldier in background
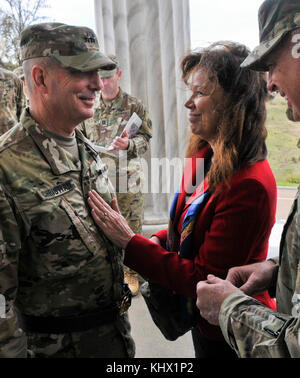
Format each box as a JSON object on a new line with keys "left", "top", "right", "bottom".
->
{"left": 0, "top": 67, "right": 25, "bottom": 135}
{"left": 196, "top": 0, "right": 300, "bottom": 358}
{"left": 0, "top": 23, "right": 135, "bottom": 358}
{"left": 83, "top": 55, "right": 152, "bottom": 296}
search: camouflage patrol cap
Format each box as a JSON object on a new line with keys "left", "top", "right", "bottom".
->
{"left": 20, "top": 22, "right": 116, "bottom": 72}
{"left": 241, "top": 0, "right": 300, "bottom": 71}
{"left": 98, "top": 55, "right": 119, "bottom": 78}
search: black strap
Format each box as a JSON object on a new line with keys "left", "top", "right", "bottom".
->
{"left": 20, "top": 306, "right": 120, "bottom": 334}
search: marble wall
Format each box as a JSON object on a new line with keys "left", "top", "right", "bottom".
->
{"left": 94, "top": 0, "right": 191, "bottom": 235}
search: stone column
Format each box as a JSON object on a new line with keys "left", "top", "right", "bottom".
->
{"left": 94, "top": 0, "right": 191, "bottom": 237}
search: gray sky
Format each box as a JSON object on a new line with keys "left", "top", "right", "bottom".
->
{"left": 45, "top": 0, "right": 95, "bottom": 30}
{"left": 189, "top": 0, "right": 265, "bottom": 49}
{"left": 7, "top": 0, "right": 265, "bottom": 50}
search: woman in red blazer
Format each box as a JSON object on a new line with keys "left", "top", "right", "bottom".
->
{"left": 88, "top": 41, "right": 277, "bottom": 358}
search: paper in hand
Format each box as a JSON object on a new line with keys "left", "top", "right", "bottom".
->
{"left": 106, "top": 112, "right": 143, "bottom": 151}
{"left": 91, "top": 143, "right": 117, "bottom": 156}
{"left": 122, "top": 112, "right": 142, "bottom": 138}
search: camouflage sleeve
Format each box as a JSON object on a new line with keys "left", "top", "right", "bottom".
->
{"left": 219, "top": 292, "right": 300, "bottom": 358}
{"left": 127, "top": 104, "right": 152, "bottom": 158}
{"left": 0, "top": 185, "right": 27, "bottom": 358}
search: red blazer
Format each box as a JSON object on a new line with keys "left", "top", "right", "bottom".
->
{"left": 124, "top": 145, "right": 277, "bottom": 340}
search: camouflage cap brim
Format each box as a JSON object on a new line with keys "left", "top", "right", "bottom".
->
{"left": 241, "top": 0, "right": 300, "bottom": 72}
{"left": 20, "top": 23, "right": 116, "bottom": 73}
{"left": 98, "top": 68, "right": 118, "bottom": 78}
{"left": 54, "top": 51, "right": 116, "bottom": 72}
{"left": 241, "top": 32, "right": 284, "bottom": 71}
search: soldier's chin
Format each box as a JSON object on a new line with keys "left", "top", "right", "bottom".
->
{"left": 293, "top": 109, "right": 300, "bottom": 122}
{"left": 79, "top": 108, "right": 94, "bottom": 121}
{"left": 290, "top": 102, "right": 300, "bottom": 122}
{"left": 85, "top": 110, "right": 95, "bottom": 120}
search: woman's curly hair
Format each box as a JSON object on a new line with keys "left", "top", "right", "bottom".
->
{"left": 182, "top": 41, "right": 268, "bottom": 192}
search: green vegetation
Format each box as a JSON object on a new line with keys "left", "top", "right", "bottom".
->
{"left": 265, "top": 95, "right": 300, "bottom": 187}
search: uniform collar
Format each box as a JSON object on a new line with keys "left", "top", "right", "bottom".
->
{"left": 22, "top": 108, "right": 98, "bottom": 175}
{"left": 99, "top": 87, "right": 123, "bottom": 110}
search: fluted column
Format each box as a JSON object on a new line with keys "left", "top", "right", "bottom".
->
{"left": 100, "top": 0, "right": 115, "bottom": 53}
{"left": 94, "top": 0, "right": 191, "bottom": 236}
{"left": 173, "top": 0, "right": 191, "bottom": 158}
{"left": 112, "top": 0, "right": 131, "bottom": 92}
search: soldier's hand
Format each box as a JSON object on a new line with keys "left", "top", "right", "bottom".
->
{"left": 226, "top": 260, "right": 277, "bottom": 296}
{"left": 110, "top": 130, "right": 129, "bottom": 152}
{"left": 196, "top": 275, "right": 241, "bottom": 325}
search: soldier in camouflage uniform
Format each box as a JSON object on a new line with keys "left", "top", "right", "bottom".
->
{"left": 82, "top": 56, "right": 152, "bottom": 296}
{"left": 0, "top": 67, "right": 25, "bottom": 135}
{"left": 0, "top": 23, "right": 135, "bottom": 358}
{"left": 196, "top": 0, "right": 300, "bottom": 358}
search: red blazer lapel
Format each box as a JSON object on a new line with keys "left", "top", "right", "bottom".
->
{"left": 184, "top": 178, "right": 209, "bottom": 210}
{"left": 176, "top": 144, "right": 212, "bottom": 220}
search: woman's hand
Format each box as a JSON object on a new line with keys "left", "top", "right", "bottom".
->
{"left": 88, "top": 190, "right": 135, "bottom": 249}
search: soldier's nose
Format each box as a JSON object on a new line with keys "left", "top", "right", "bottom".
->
{"left": 95, "top": 74, "right": 103, "bottom": 91}
{"left": 267, "top": 74, "right": 277, "bottom": 93}
{"left": 90, "top": 71, "right": 103, "bottom": 91}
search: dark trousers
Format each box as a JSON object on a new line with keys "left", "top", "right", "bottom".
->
{"left": 191, "top": 328, "right": 238, "bottom": 359}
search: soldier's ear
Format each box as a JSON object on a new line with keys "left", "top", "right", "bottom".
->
{"left": 31, "top": 65, "right": 48, "bottom": 94}
{"left": 117, "top": 69, "right": 122, "bottom": 80}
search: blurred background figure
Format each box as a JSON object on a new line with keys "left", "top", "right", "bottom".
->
{"left": 0, "top": 66, "right": 25, "bottom": 135}
{"left": 83, "top": 55, "right": 152, "bottom": 296}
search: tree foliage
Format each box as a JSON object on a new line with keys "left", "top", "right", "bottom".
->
{"left": 0, "top": 0, "right": 50, "bottom": 68}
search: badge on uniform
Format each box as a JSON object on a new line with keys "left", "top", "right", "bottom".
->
{"left": 37, "top": 180, "right": 75, "bottom": 200}
{"left": 84, "top": 33, "right": 96, "bottom": 44}
{"left": 101, "top": 119, "right": 107, "bottom": 126}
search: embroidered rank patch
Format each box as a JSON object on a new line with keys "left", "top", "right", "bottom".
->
{"left": 37, "top": 180, "right": 75, "bottom": 200}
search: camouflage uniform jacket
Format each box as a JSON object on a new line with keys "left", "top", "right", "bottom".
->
{"left": 82, "top": 88, "right": 152, "bottom": 192}
{"left": 0, "top": 109, "right": 128, "bottom": 357}
{"left": 0, "top": 68, "right": 25, "bottom": 135}
{"left": 219, "top": 185, "right": 300, "bottom": 358}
